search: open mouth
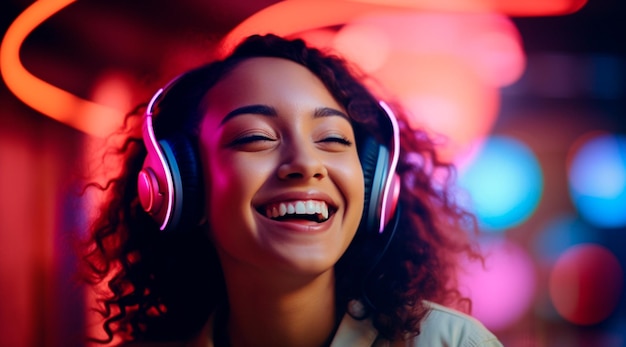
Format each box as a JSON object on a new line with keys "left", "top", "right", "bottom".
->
{"left": 259, "top": 200, "right": 334, "bottom": 223}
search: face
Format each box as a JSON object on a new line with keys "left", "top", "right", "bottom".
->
{"left": 198, "top": 57, "right": 365, "bottom": 277}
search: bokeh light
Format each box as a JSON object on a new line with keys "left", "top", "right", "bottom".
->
{"left": 343, "top": 12, "right": 525, "bottom": 87}
{"left": 457, "top": 135, "right": 543, "bottom": 230}
{"left": 1, "top": 0, "right": 607, "bottom": 346}
{"left": 567, "top": 132, "right": 626, "bottom": 228}
{"left": 549, "top": 244, "right": 623, "bottom": 325}
{"left": 331, "top": 12, "right": 523, "bottom": 162}
{"left": 380, "top": 53, "right": 499, "bottom": 162}
{"left": 458, "top": 237, "right": 537, "bottom": 330}
{"left": 589, "top": 54, "right": 624, "bottom": 100}
{"left": 332, "top": 23, "right": 390, "bottom": 73}
{"left": 89, "top": 71, "right": 134, "bottom": 112}
{"left": 532, "top": 213, "right": 600, "bottom": 265}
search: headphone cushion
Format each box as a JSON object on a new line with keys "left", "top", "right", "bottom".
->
{"left": 358, "top": 136, "right": 382, "bottom": 232}
{"left": 160, "top": 134, "right": 203, "bottom": 230}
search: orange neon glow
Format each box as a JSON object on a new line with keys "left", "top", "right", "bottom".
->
{"left": 223, "top": 0, "right": 587, "bottom": 54}
{"left": 295, "top": 28, "right": 337, "bottom": 51}
{"left": 332, "top": 24, "right": 391, "bottom": 73}
{"left": 0, "top": 0, "right": 126, "bottom": 138}
{"left": 2, "top": 0, "right": 586, "bottom": 138}
{"left": 219, "top": 0, "right": 391, "bottom": 57}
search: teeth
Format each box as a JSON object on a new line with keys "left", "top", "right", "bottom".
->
{"left": 264, "top": 200, "right": 330, "bottom": 221}
{"left": 295, "top": 201, "right": 306, "bottom": 214}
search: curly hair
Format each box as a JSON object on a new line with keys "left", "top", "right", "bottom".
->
{"left": 81, "top": 34, "right": 482, "bottom": 344}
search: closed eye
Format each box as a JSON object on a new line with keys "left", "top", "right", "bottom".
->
{"left": 228, "top": 134, "right": 277, "bottom": 147}
{"left": 318, "top": 136, "right": 353, "bottom": 146}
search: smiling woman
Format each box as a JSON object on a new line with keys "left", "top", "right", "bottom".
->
{"left": 81, "top": 34, "right": 502, "bottom": 347}
{"left": 199, "top": 57, "right": 365, "bottom": 281}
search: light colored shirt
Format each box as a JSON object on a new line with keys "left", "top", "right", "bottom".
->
{"left": 331, "top": 301, "right": 503, "bottom": 347}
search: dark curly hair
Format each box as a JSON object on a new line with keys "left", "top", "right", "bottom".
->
{"left": 81, "top": 34, "right": 482, "bottom": 345}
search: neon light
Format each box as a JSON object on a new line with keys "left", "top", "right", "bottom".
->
{"left": 222, "top": 0, "right": 587, "bottom": 56}
{"left": 219, "top": 0, "right": 388, "bottom": 57}
{"left": 0, "top": 0, "right": 124, "bottom": 138}
{"left": 332, "top": 23, "right": 390, "bottom": 73}
{"left": 378, "top": 101, "right": 400, "bottom": 233}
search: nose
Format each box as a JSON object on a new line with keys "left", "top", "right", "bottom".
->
{"left": 277, "top": 142, "right": 328, "bottom": 181}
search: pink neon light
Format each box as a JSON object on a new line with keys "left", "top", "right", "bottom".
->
{"left": 378, "top": 101, "right": 400, "bottom": 233}
{"left": 146, "top": 87, "right": 163, "bottom": 116}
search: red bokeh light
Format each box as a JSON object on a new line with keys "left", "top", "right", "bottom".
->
{"left": 549, "top": 244, "right": 623, "bottom": 325}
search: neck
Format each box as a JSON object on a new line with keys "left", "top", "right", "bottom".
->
{"left": 219, "top": 261, "right": 339, "bottom": 347}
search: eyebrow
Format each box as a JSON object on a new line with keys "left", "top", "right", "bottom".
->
{"left": 314, "top": 107, "right": 350, "bottom": 121}
{"left": 219, "top": 104, "right": 350, "bottom": 125}
{"left": 220, "top": 104, "right": 277, "bottom": 125}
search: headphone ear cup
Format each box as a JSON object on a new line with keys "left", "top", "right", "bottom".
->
{"left": 358, "top": 136, "right": 387, "bottom": 233}
{"left": 158, "top": 134, "right": 203, "bottom": 231}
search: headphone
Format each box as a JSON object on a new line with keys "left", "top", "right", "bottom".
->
{"left": 137, "top": 73, "right": 401, "bottom": 234}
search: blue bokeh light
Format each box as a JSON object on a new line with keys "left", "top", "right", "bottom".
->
{"left": 568, "top": 133, "right": 626, "bottom": 228}
{"left": 532, "top": 214, "right": 600, "bottom": 265}
{"left": 457, "top": 135, "right": 543, "bottom": 231}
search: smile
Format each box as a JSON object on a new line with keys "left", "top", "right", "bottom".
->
{"left": 262, "top": 200, "right": 332, "bottom": 223}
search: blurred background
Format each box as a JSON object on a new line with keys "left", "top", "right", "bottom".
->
{"left": 1, "top": 0, "right": 624, "bottom": 346}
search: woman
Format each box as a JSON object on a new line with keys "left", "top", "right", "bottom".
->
{"left": 82, "top": 34, "right": 502, "bottom": 346}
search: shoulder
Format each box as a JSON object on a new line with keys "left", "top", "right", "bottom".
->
{"left": 405, "top": 301, "right": 503, "bottom": 347}
{"left": 333, "top": 301, "right": 502, "bottom": 347}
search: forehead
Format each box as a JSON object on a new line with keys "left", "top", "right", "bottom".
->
{"left": 201, "top": 57, "right": 343, "bottom": 118}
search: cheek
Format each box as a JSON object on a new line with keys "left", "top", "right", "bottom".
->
{"left": 205, "top": 155, "right": 275, "bottom": 218}
{"left": 204, "top": 158, "right": 251, "bottom": 246}
{"left": 207, "top": 157, "right": 249, "bottom": 208}
{"left": 348, "top": 157, "right": 366, "bottom": 198}
{"left": 331, "top": 156, "right": 365, "bottom": 211}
